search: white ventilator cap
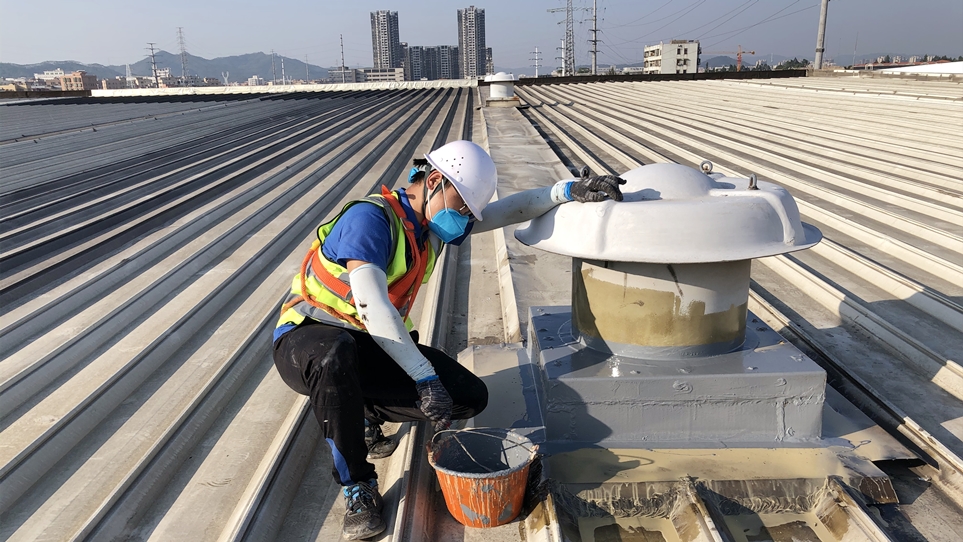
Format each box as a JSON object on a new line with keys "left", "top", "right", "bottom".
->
{"left": 424, "top": 140, "right": 497, "bottom": 221}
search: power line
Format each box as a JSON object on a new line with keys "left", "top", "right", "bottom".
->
{"left": 602, "top": 0, "right": 706, "bottom": 46}
{"left": 659, "top": 1, "right": 754, "bottom": 38}
{"left": 694, "top": 1, "right": 759, "bottom": 40}
{"left": 597, "top": 31, "right": 636, "bottom": 65}
{"left": 605, "top": 0, "right": 678, "bottom": 29}
{"left": 702, "top": 2, "right": 818, "bottom": 48}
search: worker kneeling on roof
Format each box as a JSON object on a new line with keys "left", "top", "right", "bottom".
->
{"left": 272, "top": 140, "right": 625, "bottom": 540}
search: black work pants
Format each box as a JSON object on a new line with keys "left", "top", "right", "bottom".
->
{"left": 272, "top": 321, "right": 488, "bottom": 486}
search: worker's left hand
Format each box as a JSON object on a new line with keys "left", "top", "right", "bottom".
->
{"left": 570, "top": 175, "right": 627, "bottom": 202}
{"left": 416, "top": 377, "right": 453, "bottom": 431}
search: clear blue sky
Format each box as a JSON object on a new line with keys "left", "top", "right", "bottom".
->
{"left": 2, "top": 1, "right": 960, "bottom": 68}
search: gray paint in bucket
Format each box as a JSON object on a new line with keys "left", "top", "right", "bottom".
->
{"left": 430, "top": 428, "right": 534, "bottom": 478}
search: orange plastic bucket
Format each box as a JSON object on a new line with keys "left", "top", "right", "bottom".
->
{"left": 427, "top": 428, "right": 538, "bottom": 528}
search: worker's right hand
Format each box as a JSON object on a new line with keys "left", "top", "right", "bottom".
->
{"left": 415, "top": 376, "right": 453, "bottom": 431}
{"left": 570, "top": 175, "right": 626, "bottom": 202}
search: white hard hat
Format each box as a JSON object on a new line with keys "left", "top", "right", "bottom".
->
{"left": 424, "top": 140, "right": 497, "bottom": 221}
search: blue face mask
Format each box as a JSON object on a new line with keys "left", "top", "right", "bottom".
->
{"left": 426, "top": 182, "right": 470, "bottom": 243}
{"left": 428, "top": 208, "right": 470, "bottom": 243}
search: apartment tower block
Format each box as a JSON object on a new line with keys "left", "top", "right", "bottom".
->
{"left": 371, "top": 10, "right": 403, "bottom": 69}
{"left": 457, "top": 6, "right": 487, "bottom": 79}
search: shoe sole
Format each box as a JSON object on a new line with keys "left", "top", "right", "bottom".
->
{"left": 342, "top": 519, "right": 387, "bottom": 540}
{"left": 366, "top": 439, "right": 399, "bottom": 460}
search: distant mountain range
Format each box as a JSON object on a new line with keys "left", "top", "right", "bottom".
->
{"left": 0, "top": 51, "right": 330, "bottom": 82}
{"left": 3, "top": 49, "right": 946, "bottom": 83}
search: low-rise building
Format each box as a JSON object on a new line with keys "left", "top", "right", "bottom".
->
{"left": 1, "top": 81, "right": 29, "bottom": 92}
{"left": 160, "top": 75, "right": 203, "bottom": 88}
{"left": 247, "top": 75, "right": 266, "bottom": 86}
{"left": 128, "top": 75, "right": 155, "bottom": 88}
{"left": 34, "top": 68, "right": 65, "bottom": 82}
{"left": 326, "top": 67, "right": 405, "bottom": 84}
{"left": 327, "top": 68, "right": 359, "bottom": 84}
{"left": 643, "top": 40, "right": 700, "bottom": 75}
{"left": 101, "top": 77, "right": 128, "bottom": 90}
{"left": 622, "top": 66, "right": 646, "bottom": 75}
{"left": 360, "top": 67, "right": 405, "bottom": 82}
{"left": 60, "top": 71, "right": 98, "bottom": 91}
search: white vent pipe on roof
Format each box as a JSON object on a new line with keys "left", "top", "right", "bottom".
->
{"left": 516, "top": 162, "right": 822, "bottom": 359}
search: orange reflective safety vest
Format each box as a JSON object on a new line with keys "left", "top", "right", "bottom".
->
{"left": 277, "top": 186, "right": 437, "bottom": 331}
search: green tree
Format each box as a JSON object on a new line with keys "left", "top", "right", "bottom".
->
{"left": 883, "top": 55, "right": 891, "bottom": 63}
{"left": 777, "top": 57, "right": 810, "bottom": 69}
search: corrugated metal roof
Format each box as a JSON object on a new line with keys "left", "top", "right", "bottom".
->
{"left": 512, "top": 75, "right": 963, "bottom": 540}
{"left": 1, "top": 87, "right": 477, "bottom": 541}
{"left": 516, "top": 77, "right": 962, "bottom": 426}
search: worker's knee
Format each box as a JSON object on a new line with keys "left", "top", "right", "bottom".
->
{"left": 311, "top": 330, "right": 362, "bottom": 407}
{"left": 318, "top": 330, "right": 359, "bottom": 372}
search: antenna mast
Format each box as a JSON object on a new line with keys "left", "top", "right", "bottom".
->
{"left": 305, "top": 55, "right": 310, "bottom": 81}
{"left": 281, "top": 57, "right": 286, "bottom": 84}
{"left": 271, "top": 49, "right": 277, "bottom": 84}
{"left": 177, "top": 27, "right": 190, "bottom": 85}
{"left": 340, "top": 34, "right": 346, "bottom": 83}
{"left": 147, "top": 42, "right": 160, "bottom": 87}
{"left": 851, "top": 31, "right": 858, "bottom": 68}
{"left": 126, "top": 63, "right": 134, "bottom": 88}
{"left": 531, "top": 47, "right": 542, "bottom": 78}
{"left": 590, "top": 0, "right": 599, "bottom": 75}
{"left": 556, "top": 38, "right": 566, "bottom": 76}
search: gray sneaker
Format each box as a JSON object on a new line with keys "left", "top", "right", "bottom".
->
{"left": 365, "top": 422, "right": 399, "bottom": 460}
{"left": 342, "top": 480, "right": 386, "bottom": 540}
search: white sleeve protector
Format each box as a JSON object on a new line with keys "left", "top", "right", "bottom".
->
{"left": 469, "top": 182, "right": 573, "bottom": 234}
{"left": 349, "top": 263, "right": 437, "bottom": 382}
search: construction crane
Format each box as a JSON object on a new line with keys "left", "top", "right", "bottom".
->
{"left": 703, "top": 45, "right": 755, "bottom": 71}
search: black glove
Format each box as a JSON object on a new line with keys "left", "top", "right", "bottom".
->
{"left": 415, "top": 377, "right": 453, "bottom": 431}
{"left": 569, "top": 175, "right": 627, "bottom": 203}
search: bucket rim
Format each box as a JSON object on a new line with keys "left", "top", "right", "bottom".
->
{"left": 427, "top": 427, "right": 538, "bottom": 480}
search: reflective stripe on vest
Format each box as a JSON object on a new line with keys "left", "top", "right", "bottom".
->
{"left": 276, "top": 186, "right": 437, "bottom": 331}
